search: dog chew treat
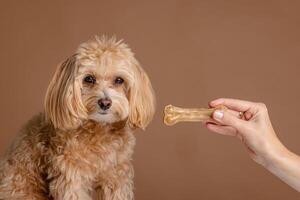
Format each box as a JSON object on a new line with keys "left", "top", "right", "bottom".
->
{"left": 163, "top": 104, "right": 227, "bottom": 126}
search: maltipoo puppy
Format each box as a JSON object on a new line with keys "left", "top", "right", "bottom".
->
{"left": 0, "top": 36, "right": 155, "bottom": 200}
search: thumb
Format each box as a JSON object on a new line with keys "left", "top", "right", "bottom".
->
{"left": 213, "top": 109, "right": 246, "bottom": 131}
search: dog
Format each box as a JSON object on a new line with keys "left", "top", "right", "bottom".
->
{"left": 0, "top": 36, "right": 155, "bottom": 200}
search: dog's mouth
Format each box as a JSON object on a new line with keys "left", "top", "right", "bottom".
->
{"left": 99, "top": 111, "right": 108, "bottom": 115}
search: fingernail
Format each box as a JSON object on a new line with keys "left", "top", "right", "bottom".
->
{"left": 213, "top": 110, "right": 224, "bottom": 121}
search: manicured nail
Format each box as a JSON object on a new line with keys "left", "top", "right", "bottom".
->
{"left": 213, "top": 110, "right": 224, "bottom": 121}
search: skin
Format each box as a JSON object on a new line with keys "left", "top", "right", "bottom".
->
{"left": 205, "top": 98, "right": 300, "bottom": 192}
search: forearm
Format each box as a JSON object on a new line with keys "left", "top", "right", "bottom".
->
{"left": 265, "top": 148, "right": 300, "bottom": 192}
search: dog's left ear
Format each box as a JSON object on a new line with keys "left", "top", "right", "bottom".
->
{"left": 128, "top": 59, "right": 156, "bottom": 130}
{"left": 44, "top": 55, "right": 87, "bottom": 130}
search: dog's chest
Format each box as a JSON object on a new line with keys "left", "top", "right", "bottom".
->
{"left": 51, "top": 128, "right": 135, "bottom": 176}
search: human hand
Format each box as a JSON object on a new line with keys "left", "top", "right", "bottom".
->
{"left": 205, "top": 98, "right": 289, "bottom": 167}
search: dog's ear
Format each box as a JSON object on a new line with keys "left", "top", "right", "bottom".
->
{"left": 44, "top": 55, "right": 87, "bottom": 130}
{"left": 128, "top": 60, "right": 156, "bottom": 130}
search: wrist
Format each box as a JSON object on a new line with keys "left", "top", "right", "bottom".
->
{"left": 262, "top": 140, "right": 292, "bottom": 171}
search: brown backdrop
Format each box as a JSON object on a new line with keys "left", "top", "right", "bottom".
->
{"left": 1, "top": 0, "right": 300, "bottom": 199}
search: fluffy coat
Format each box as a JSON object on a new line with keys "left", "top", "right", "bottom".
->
{"left": 0, "top": 36, "right": 155, "bottom": 200}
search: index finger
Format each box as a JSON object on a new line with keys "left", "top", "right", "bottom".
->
{"left": 209, "top": 98, "right": 255, "bottom": 112}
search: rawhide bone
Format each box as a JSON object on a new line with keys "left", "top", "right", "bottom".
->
{"left": 163, "top": 104, "right": 227, "bottom": 126}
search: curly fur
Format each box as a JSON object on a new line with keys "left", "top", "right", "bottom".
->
{"left": 0, "top": 36, "right": 155, "bottom": 200}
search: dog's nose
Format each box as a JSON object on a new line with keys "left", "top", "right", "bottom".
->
{"left": 98, "top": 98, "right": 112, "bottom": 111}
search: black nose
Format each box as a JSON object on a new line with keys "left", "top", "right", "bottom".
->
{"left": 98, "top": 98, "right": 112, "bottom": 111}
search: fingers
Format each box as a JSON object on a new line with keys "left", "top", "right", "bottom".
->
{"left": 205, "top": 123, "right": 237, "bottom": 136}
{"left": 227, "top": 109, "right": 244, "bottom": 119}
{"left": 210, "top": 98, "right": 255, "bottom": 112}
{"left": 212, "top": 109, "right": 246, "bottom": 131}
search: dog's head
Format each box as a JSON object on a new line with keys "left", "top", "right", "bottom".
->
{"left": 44, "top": 36, "right": 155, "bottom": 130}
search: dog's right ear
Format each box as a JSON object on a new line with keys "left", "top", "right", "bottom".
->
{"left": 44, "top": 55, "right": 87, "bottom": 130}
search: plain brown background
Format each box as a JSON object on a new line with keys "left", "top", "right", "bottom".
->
{"left": 1, "top": 0, "right": 300, "bottom": 199}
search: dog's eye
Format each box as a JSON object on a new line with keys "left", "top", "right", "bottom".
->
{"left": 114, "top": 77, "right": 124, "bottom": 85}
{"left": 84, "top": 75, "right": 96, "bottom": 84}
